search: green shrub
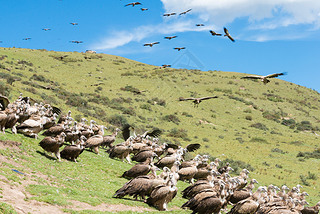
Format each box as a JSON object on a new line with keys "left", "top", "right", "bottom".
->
{"left": 107, "top": 114, "right": 128, "bottom": 127}
{"left": 250, "top": 137, "right": 269, "bottom": 144}
{"left": 262, "top": 111, "right": 281, "bottom": 122}
{"left": 140, "top": 104, "right": 152, "bottom": 111}
{"left": 245, "top": 115, "right": 252, "bottom": 121}
{"left": 281, "top": 119, "right": 296, "bottom": 129}
{"left": 250, "top": 123, "right": 268, "bottom": 131}
{"left": 167, "top": 128, "right": 188, "bottom": 139}
{"left": 162, "top": 114, "right": 180, "bottom": 125}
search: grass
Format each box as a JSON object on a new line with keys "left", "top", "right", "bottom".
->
{"left": 0, "top": 47, "right": 320, "bottom": 212}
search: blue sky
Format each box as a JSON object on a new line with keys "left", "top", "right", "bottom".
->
{"left": 1, "top": 0, "right": 320, "bottom": 92}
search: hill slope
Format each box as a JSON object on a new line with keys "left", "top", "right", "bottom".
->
{"left": 0, "top": 47, "right": 320, "bottom": 213}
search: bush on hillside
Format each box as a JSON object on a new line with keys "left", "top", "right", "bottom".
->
{"left": 281, "top": 119, "right": 296, "bottom": 129}
{"left": 250, "top": 123, "right": 268, "bottom": 131}
{"left": 162, "top": 114, "right": 180, "bottom": 125}
{"left": 262, "top": 111, "right": 281, "bottom": 122}
{"left": 297, "top": 148, "right": 320, "bottom": 159}
{"left": 167, "top": 128, "right": 188, "bottom": 139}
{"left": 107, "top": 114, "right": 128, "bottom": 127}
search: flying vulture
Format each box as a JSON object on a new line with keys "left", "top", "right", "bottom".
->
{"left": 224, "top": 27, "right": 235, "bottom": 42}
{"left": 210, "top": 30, "right": 222, "bottom": 36}
{"left": 179, "top": 96, "right": 218, "bottom": 107}
{"left": 241, "top": 72, "right": 287, "bottom": 84}
{"left": 143, "top": 42, "right": 160, "bottom": 47}
{"left": 163, "top": 13, "right": 176, "bottom": 17}
{"left": 179, "top": 9, "right": 192, "bottom": 15}
{"left": 174, "top": 47, "right": 185, "bottom": 51}
{"left": 125, "top": 2, "right": 142, "bottom": 7}
{"left": 164, "top": 36, "right": 177, "bottom": 40}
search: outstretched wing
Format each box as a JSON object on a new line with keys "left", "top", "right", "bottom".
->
{"left": 179, "top": 97, "right": 195, "bottom": 101}
{"left": 224, "top": 27, "right": 235, "bottom": 42}
{"left": 52, "top": 106, "right": 62, "bottom": 115}
{"left": 122, "top": 124, "right": 132, "bottom": 141}
{"left": 165, "top": 143, "right": 179, "bottom": 150}
{"left": 265, "top": 72, "right": 287, "bottom": 79}
{"left": 152, "top": 42, "right": 160, "bottom": 45}
{"left": 241, "top": 75, "right": 263, "bottom": 79}
{"left": 0, "top": 95, "right": 9, "bottom": 110}
{"left": 186, "top": 143, "right": 201, "bottom": 152}
{"left": 199, "top": 96, "right": 218, "bottom": 101}
{"left": 143, "top": 128, "right": 162, "bottom": 138}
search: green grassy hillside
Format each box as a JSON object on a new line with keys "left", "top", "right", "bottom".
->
{"left": 0, "top": 47, "right": 320, "bottom": 213}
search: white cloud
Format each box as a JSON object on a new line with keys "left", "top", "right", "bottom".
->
{"left": 160, "top": 0, "right": 320, "bottom": 29}
{"left": 92, "top": 20, "right": 214, "bottom": 50}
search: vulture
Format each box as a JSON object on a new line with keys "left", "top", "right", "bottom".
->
{"left": 196, "top": 24, "right": 205, "bottom": 27}
{"left": 224, "top": 27, "right": 235, "bottom": 42}
{"left": 241, "top": 72, "right": 287, "bottom": 84}
{"left": 85, "top": 134, "right": 104, "bottom": 154}
{"left": 16, "top": 117, "right": 46, "bottom": 139}
{"left": 43, "top": 123, "right": 65, "bottom": 136}
{"left": 121, "top": 158, "right": 156, "bottom": 179}
{"left": 174, "top": 47, "right": 185, "bottom": 51}
{"left": 60, "top": 136, "right": 86, "bottom": 162}
{"left": 229, "top": 179, "right": 259, "bottom": 204}
{"left": 188, "top": 195, "right": 226, "bottom": 214}
{"left": 109, "top": 142, "right": 133, "bottom": 163}
{"left": 132, "top": 149, "right": 157, "bottom": 163}
{"left": 179, "top": 9, "right": 192, "bottom": 15}
{"left": 4, "top": 110, "right": 20, "bottom": 134}
{"left": 39, "top": 132, "right": 66, "bottom": 161}
{"left": 143, "top": 42, "right": 160, "bottom": 47}
{"left": 23, "top": 38, "right": 31, "bottom": 40}
{"left": 113, "top": 171, "right": 164, "bottom": 200}
{"left": 125, "top": 2, "right": 142, "bottom": 7}
{"left": 178, "top": 162, "right": 199, "bottom": 183}
{"left": 141, "top": 128, "right": 162, "bottom": 138}
{"left": 179, "top": 96, "right": 218, "bottom": 107}
{"left": 228, "top": 186, "right": 267, "bottom": 214}
{"left": 141, "top": 8, "right": 148, "bottom": 11}
{"left": 146, "top": 175, "right": 178, "bottom": 211}
{"left": 161, "top": 64, "right": 171, "bottom": 68}
{"left": 70, "top": 41, "right": 83, "bottom": 44}
{"left": 163, "top": 13, "right": 176, "bottom": 17}
{"left": 210, "top": 30, "right": 222, "bottom": 36}
{"left": 301, "top": 201, "right": 320, "bottom": 214}
{"left": 164, "top": 36, "right": 177, "bottom": 40}
{"left": 70, "top": 22, "right": 78, "bottom": 25}
{"left": 101, "top": 128, "right": 121, "bottom": 149}
{"left": 0, "top": 111, "right": 7, "bottom": 133}
{"left": 42, "top": 28, "right": 51, "bottom": 31}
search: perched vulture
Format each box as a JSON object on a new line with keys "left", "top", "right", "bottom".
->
{"left": 60, "top": 136, "right": 86, "bottom": 162}
{"left": 39, "top": 132, "right": 66, "bottom": 161}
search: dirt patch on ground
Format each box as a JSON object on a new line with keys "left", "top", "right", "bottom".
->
{"left": 0, "top": 140, "right": 21, "bottom": 150}
{"left": 0, "top": 154, "right": 155, "bottom": 213}
{"left": 67, "top": 200, "right": 153, "bottom": 212}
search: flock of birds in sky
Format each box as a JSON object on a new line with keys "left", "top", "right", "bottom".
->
{"left": 122, "top": 1, "right": 235, "bottom": 68}
{"left": 0, "top": 93, "right": 319, "bottom": 213}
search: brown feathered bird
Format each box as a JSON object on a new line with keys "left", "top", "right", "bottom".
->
{"left": 179, "top": 96, "right": 218, "bottom": 107}
{"left": 143, "top": 42, "right": 160, "bottom": 47}
{"left": 241, "top": 72, "right": 287, "bottom": 84}
{"left": 39, "top": 132, "right": 66, "bottom": 161}
{"left": 163, "top": 13, "right": 176, "bottom": 17}
{"left": 164, "top": 36, "right": 177, "bottom": 40}
{"left": 60, "top": 136, "right": 86, "bottom": 162}
{"left": 125, "top": 2, "right": 142, "bottom": 7}
{"left": 179, "top": 9, "right": 192, "bottom": 15}
{"left": 224, "top": 27, "right": 235, "bottom": 42}
{"left": 174, "top": 47, "right": 185, "bottom": 51}
{"left": 210, "top": 30, "right": 222, "bottom": 36}
{"left": 146, "top": 175, "right": 178, "bottom": 211}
